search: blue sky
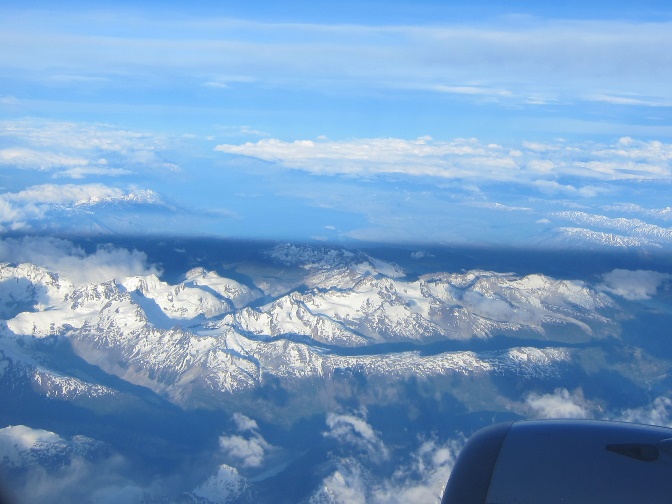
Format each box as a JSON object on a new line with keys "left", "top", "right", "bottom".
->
{"left": 1, "top": 1, "right": 671, "bottom": 247}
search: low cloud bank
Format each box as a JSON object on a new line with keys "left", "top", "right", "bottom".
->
{"left": 599, "top": 269, "right": 671, "bottom": 300}
{"left": 0, "top": 236, "right": 160, "bottom": 285}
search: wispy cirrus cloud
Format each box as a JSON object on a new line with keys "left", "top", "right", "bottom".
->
{"left": 586, "top": 93, "right": 672, "bottom": 107}
{"left": 2, "top": 10, "right": 672, "bottom": 106}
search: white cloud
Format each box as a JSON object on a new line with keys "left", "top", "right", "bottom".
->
{"left": 216, "top": 136, "right": 672, "bottom": 184}
{"left": 0, "top": 147, "right": 91, "bottom": 170}
{"left": 5, "top": 183, "right": 126, "bottom": 205}
{"left": 310, "top": 437, "right": 463, "bottom": 504}
{"left": 218, "top": 413, "right": 275, "bottom": 469}
{"left": 216, "top": 137, "right": 520, "bottom": 180}
{"left": 525, "top": 388, "right": 593, "bottom": 419}
{"left": 432, "top": 85, "right": 513, "bottom": 97}
{"left": 521, "top": 141, "right": 560, "bottom": 153}
{"left": 231, "top": 412, "right": 259, "bottom": 433}
{"left": 324, "top": 408, "right": 389, "bottom": 462}
{"left": 527, "top": 159, "right": 556, "bottom": 173}
{"left": 309, "top": 461, "right": 368, "bottom": 504}
{"left": 532, "top": 180, "right": 609, "bottom": 198}
{"left": 598, "top": 269, "right": 671, "bottom": 300}
{"left": 370, "top": 438, "right": 462, "bottom": 504}
{"left": 411, "top": 251, "right": 434, "bottom": 259}
{"left": 0, "top": 95, "right": 19, "bottom": 105}
{"left": 587, "top": 93, "right": 672, "bottom": 107}
{"left": 218, "top": 435, "right": 270, "bottom": 469}
{"left": 468, "top": 202, "right": 533, "bottom": 212}
{"left": 616, "top": 397, "right": 672, "bottom": 428}
{"left": 0, "top": 119, "right": 180, "bottom": 176}
{"left": 0, "top": 236, "right": 160, "bottom": 285}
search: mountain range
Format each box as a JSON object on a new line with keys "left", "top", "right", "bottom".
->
{"left": 1, "top": 240, "right": 671, "bottom": 503}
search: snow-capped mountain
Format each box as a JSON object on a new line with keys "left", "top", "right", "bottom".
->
{"left": 0, "top": 263, "right": 73, "bottom": 318}
{"left": 183, "top": 267, "right": 263, "bottom": 309}
{"left": 0, "top": 244, "right": 619, "bottom": 412}
{"left": 552, "top": 212, "right": 672, "bottom": 242}
{"left": 190, "top": 465, "right": 253, "bottom": 504}
{"left": 557, "top": 227, "right": 659, "bottom": 248}
{"left": 230, "top": 269, "right": 616, "bottom": 346}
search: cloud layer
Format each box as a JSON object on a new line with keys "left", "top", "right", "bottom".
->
{"left": 0, "top": 119, "right": 179, "bottom": 177}
{"left": 216, "top": 136, "right": 672, "bottom": 184}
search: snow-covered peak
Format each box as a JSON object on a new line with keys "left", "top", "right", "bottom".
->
{"left": 191, "top": 464, "right": 251, "bottom": 504}
{"left": 122, "top": 273, "right": 230, "bottom": 320}
{"left": 120, "top": 273, "right": 164, "bottom": 295}
{"left": 183, "top": 268, "right": 262, "bottom": 309}
{"left": 0, "top": 262, "right": 73, "bottom": 314}
{"left": 185, "top": 267, "right": 208, "bottom": 280}
{"left": 74, "top": 188, "right": 162, "bottom": 207}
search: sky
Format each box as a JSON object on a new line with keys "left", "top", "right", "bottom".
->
{"left": 1, "top": 0, "right": 671, "bottom": 247}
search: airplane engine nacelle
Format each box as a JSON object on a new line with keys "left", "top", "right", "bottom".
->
{"left": 442, "top": 419, "right": 672, "bottom": 504}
